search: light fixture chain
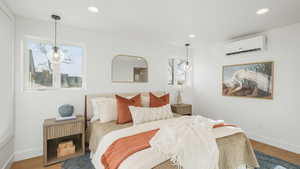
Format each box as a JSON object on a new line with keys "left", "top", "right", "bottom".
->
{"left": 186, "top": 43, "right": 190, "bottom": 63}
{"left": 54, "top": 18, "right": 57, "bottom": 47}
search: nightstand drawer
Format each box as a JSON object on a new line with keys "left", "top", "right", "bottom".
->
{"left": 171, "top": 104, "right": 192, "bottom": 115}
{"left": 46, "top": 121, "right": 83, "bottom": 139}
{"left": 175, "top": 106, "right": 192, "bottom": 114}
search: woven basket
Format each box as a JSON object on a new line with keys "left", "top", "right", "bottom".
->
{"left": 57, "top": 141, "right": 75, "bottom": 157}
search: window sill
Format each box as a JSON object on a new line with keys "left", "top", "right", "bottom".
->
{"left": 22, "top": 87, "right": 87, "bottom": 93}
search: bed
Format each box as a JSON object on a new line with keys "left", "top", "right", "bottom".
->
{"left": 84, "top": 92, "right": 259, "bottom": 169}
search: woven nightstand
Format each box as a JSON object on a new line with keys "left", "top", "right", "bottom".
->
{"left": 43, "top": 115, "right": 85, "bottom": 166}
{"left": 171, "top": 104, "right": 192, "bottom": 116}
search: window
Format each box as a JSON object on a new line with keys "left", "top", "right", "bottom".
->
{"left": 168, "top": 59, "right": 175, "bottom": 85}
{"left": 168, "top": 58, "right": 187, "bottom": 85}
{"left": 24, "top": 38, "right": 85, "bottom": 90}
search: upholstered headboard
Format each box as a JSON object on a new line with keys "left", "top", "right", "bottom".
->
{"left": 84, "top": 91, "right": 166, "bottom": 129}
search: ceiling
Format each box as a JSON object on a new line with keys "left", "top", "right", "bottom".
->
{"left": 5, "top": 0, "right": 300, "bottom": 44}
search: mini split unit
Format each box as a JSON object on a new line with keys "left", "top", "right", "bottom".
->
{"left": 225, "top": 35, "right": 267, "bottom": 55}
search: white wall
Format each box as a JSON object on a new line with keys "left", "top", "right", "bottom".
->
{"left": 193, "top": 23, "right": 300, "bottom": 154}
{"left": 0, "top": 1, "right": 15, "bottom": 169}
{"left": 14, "top": 16, "right": 187, "bottom": 160}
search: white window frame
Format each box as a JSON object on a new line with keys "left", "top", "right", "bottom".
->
{"left": 168, "top": 58, "right": 187, "bottom": 86}
{"left": 22, "top": 36, "right": 87, "bottom": 91}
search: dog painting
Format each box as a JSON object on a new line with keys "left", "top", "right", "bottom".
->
{"left": 222, "top": 62, "right": 273, "bottom": 99}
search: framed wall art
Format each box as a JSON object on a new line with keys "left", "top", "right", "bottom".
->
{"left": 222, "top": 61, "right": 274, "bottom": 99}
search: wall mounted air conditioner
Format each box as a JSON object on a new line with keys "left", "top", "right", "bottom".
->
{"left": 225, "top": 36, "right": 266, "bottom": 55}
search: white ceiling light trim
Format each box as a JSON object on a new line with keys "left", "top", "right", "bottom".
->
{"left": 88, "top": 6, "right": 99, "bottom": 13}
{"left": 256, "top": 8, "right": 270, "bottom": 15}
{"left": 188, "top": 34, "right": 196, "bottom": 38}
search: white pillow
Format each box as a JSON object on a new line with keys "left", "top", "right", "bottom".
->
{"left": 91, "top": 98, "right": 117, "bottom": 123}
{"left": 90, "top": 99, "right": 100, "bottom": 122}
{"left": 129, "top": 104, "right": 173, "bottom": 125}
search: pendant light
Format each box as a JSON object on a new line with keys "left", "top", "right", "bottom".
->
{"left": 48, "top": 14, "right": 64, "bottom": 64}
{"left": 183, "top": 43, "right": 192, "bottom": 72}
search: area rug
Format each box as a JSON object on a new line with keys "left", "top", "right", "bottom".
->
{"left": 62, "top": 151, "right": 300, "bottom": 169}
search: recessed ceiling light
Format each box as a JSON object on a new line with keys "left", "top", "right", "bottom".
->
{"left": 256, "top": 8, "right": 269, "bottom": 15}
{"left": 189, "top": 34, "right": 196, "bottom": 38}
{"left": 88, "top": 6, "right": 99, "bottom": 13}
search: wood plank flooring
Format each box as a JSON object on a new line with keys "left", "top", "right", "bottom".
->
{"left": 250, "top": 140, "right": 300, "bottom": 166}
{"left": 11, "top": 156, "right": 61, "bottom": 169}
{"left": 11, "top": 140, "right": 300, "bottom": 169}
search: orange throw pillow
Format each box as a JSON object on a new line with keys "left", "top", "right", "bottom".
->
{"left": 116, "top": 94, "right": 142, "bottom": 124}
{"left": 149, "top": 92, "right": 170, "bottom": 107}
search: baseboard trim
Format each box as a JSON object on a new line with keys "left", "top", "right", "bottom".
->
{"left": 0, "top": 134, "right": 14, "bottom": 169}
{"left": 247, "top": 132, "right": 300, "bottom": 154}
{"left": 0, "top": 134, "right": 14, "bottom": 151}
{"left": 14, "top": 148, "right": 42, "bottom": 161}
{"left": 1, "top": 154, "right": 14, "bottom": 169}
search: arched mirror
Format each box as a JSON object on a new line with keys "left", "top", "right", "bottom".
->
{"left": 112, "top": 55, "right": 148, "bottom": 83}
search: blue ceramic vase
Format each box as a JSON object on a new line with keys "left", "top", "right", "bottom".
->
{"left": 58, "top": 104, "right": 74, "bottom": 117}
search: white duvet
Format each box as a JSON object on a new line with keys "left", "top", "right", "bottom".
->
{"left": 92, "top": 116, "right": 243, "bottom": 169}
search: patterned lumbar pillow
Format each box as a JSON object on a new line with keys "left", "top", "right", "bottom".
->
{"left": 129, "top": 104, "right": 173, "bottom": 125}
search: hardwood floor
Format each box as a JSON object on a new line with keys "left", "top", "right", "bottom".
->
{"left": 250, "top": 140, "right": 300, "bottom": 166}
{"left": 11, "top": 156, "right": 61, "bottom": 169}
{"left": 11, "top": 140, "right": 300, "bottom": 169}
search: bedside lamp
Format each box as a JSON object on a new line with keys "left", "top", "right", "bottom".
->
{"left": 175, "top": 84, "right": 184, "bottom": 105}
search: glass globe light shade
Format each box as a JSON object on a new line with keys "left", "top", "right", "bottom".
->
{"left": 183, "top": 61, "right": 192, "bottom": 72}
{"left": 48, "top": 46, "right": 64, "bottom": 64}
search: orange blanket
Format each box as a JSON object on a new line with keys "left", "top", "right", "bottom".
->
{"left": 101, "top": 129, "right": 159, "bottom": 169}
{"left": 213, "top": 123, "right": 237, "bottom": 128}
